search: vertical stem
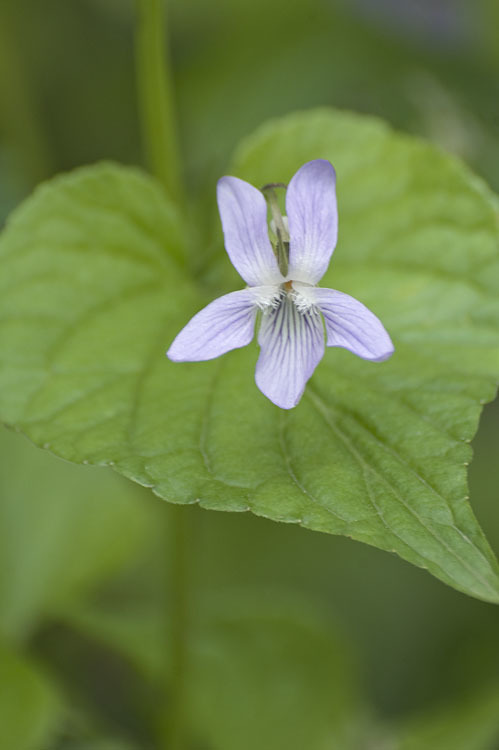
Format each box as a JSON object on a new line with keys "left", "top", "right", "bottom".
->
{"left": 0, "top": 4, "right": 53, "bottom": 186}
{"left": 164, "top": 503, "right": 189, "bottom": 750}
{"left": 134, "top": 0, "right": 183, "bottom": 201}
{"left": 134, "top": 3, "right": 188, "bottom": 747}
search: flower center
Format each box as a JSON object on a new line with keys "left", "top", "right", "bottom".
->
{"left": 281, "top": 280, "right": 316, "bottom": 314}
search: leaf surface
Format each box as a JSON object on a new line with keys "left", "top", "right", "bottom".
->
{"left": 1, "top": 113, "right": 499, "bottom": 600}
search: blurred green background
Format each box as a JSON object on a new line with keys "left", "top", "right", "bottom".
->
{"left": 1, "top": 0, "right": 499, "bottom": 747}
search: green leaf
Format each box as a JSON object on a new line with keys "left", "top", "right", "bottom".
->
{"left": 0, "top": 114, "right": 499, "bottom": 602}
{"left": 0, "top": 426, "right": 151, "bottom": 642}
{"left": 0, "top": 641, "right": 62, "bottom": 750}
{"left": 65, "top": 592, "right": 359, "bottom": 750}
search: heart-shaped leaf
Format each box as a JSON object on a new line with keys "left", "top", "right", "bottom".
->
{"left": 1, "top": 110, "right": 499, "bottom": 602}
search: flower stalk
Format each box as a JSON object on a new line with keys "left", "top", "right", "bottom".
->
{"left": 134, "top": 0, "right": 183, "bottom": 203}
{"left": 134, "top": 3, "right": 189, "bottom": 749}
{"left": 160, "top": 504, "right": 190, "bottom": 750}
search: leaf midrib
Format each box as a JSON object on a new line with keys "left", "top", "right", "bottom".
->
{"left": 306, "top": 384, "right": 499, "bottom": 600}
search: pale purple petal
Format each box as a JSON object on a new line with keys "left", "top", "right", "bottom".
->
{"left": 167, "top": 289, "right": 257, "bottom": 362}
{"left": 217, "top": 176, "right": 282, "bottom": 287}
{"left": 255, "top": 296, "right": 325, "bottom": 409}
{"left": 312, "top": 288, "right": 394, "bottom": 362}
{"left": 285, "top": 159, "right": 338, "bottom": 284}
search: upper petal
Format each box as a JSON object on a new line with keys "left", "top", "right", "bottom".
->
{"left": 312, "top": 287, "right": 394, "bottom": 362}
{"left": 167, "top": 289, "right": 257, "bottom": 362}
{"left": 255, "top": 296, "right": 325, "bottom": 409}
{"left": 286, "top": 160, "right": 338, "bottom": 284}
{"left": 217, "top": 176, "right": 282, "bottom": 287}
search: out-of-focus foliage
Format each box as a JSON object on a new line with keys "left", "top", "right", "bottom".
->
{"left": 0, "top": 416, "right": 499, "bottom": 746}
{"left": 0, "top": 427, "right": 151, "bottom": 642}
{"left": 2, "top": 0, "right": 499, "bottom": 194}
{"left": 397, "top": 684, "right": 499, "bottom": 750}
{"left": 0, "top": 424, "right": 154, "bottom": 748}
{"left": 0, "top": 641, "right": 62, "bottom": 749}
{"left": 66, "top": 593, "right": 359, "bottom": 750}
{"left": 171, "top": 0, "right": 499, "bottom": 197}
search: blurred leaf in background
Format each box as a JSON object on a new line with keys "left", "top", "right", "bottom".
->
{"left": 396, "top": 683, "right": 499, "bottom": 750}
{"left": 65, "top": 591, "right": 360, "bottom": 750}
{"left": 1, "top": 0, "right": 499, "bottom": 193}
{"left": 0, "top": 641, "right": 62, "bottom": 749}
{"left": 0, "top": 428, "right": 153, "bottom": 644}
{"left": 0, "top": 423, "right": 156, "bottom": 747}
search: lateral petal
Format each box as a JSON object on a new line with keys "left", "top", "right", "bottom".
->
{"left": 255, "top": 296, "right": 325, "bottom": 409}
{"left": 167, "top": 289, "right": 257, "bottom": 362}
{"left": 217, "top": 176, "right": 282, "bottom": 287}
{"left": 313, "top": 287, "right": 394, "bottom": 362}
{"left": 286, "top": 159, "right": 338, "bottom": 284}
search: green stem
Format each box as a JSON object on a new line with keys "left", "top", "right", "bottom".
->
{"left": 134, "top": 0, "right": 183, "bottom": 201}
{"left": 162, "top": 503, "right": 189, "bottom": 750}
{"left": 0, "top": 5, "right": 53, "bottom": 185}
{"left": 134, "top": 3, "right": 188, "bottom": 746}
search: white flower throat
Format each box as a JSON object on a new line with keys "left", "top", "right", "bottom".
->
{"left": 251, "top": 280, "right": 316, "bottom": 316}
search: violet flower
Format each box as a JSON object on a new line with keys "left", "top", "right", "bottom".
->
{"left": 167, "top": 159, "right": 393, "bottom": 409}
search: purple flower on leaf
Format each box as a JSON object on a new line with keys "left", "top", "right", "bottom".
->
{"left": 167, "top": 160, "right": 394, "bottom": 409}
